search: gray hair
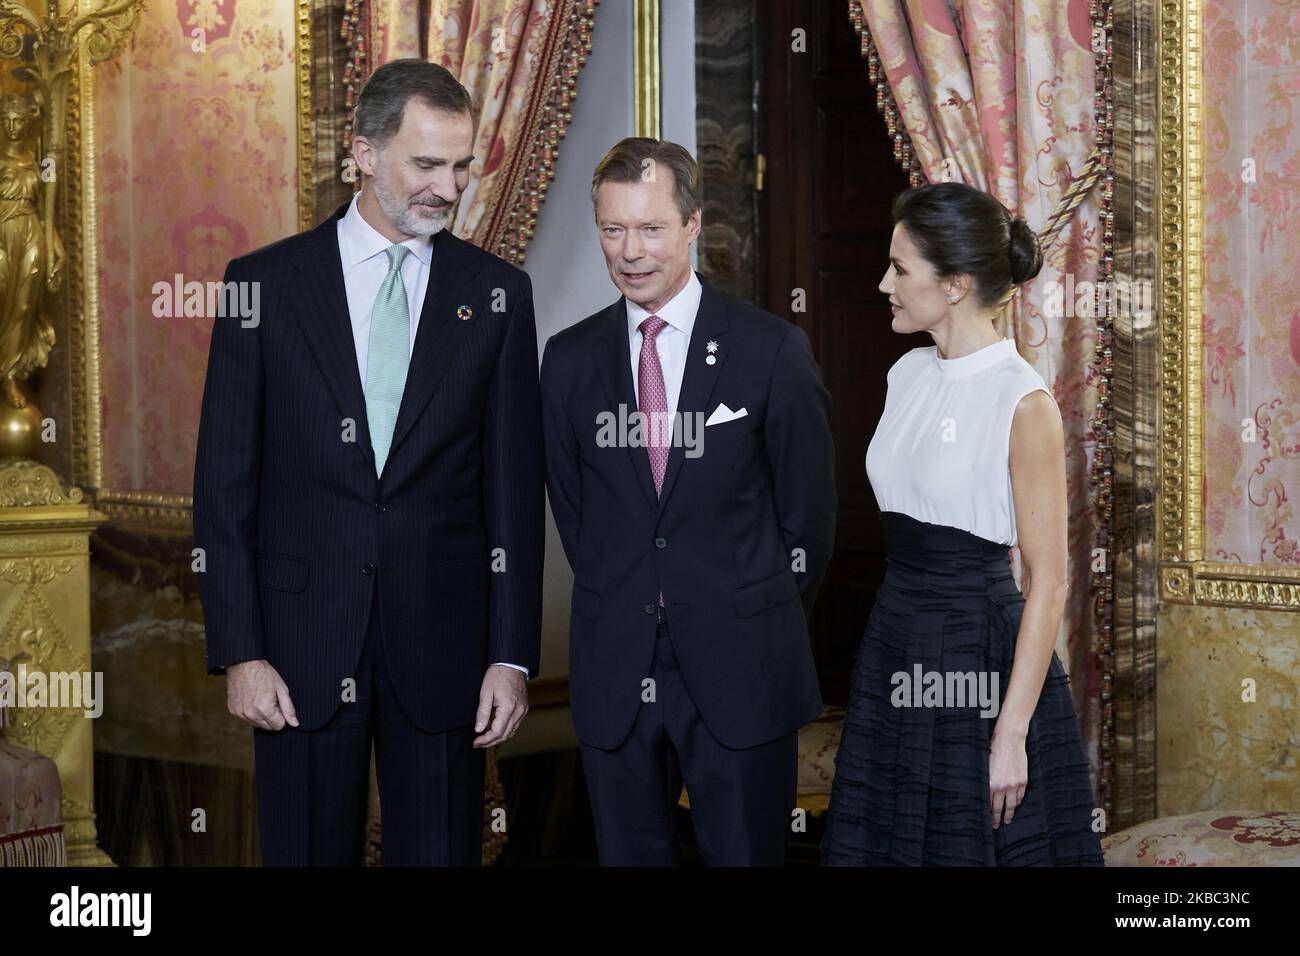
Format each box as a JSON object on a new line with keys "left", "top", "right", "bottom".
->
{"left": 352, "top": 59, "right": 474, "bottom": 149}
{"left": 591, "top": 138, "right": 701, "bottom": 223}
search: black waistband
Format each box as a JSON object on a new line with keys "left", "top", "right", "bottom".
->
{"left": 880, "top": 511, "right": 1012, "bottom": 578}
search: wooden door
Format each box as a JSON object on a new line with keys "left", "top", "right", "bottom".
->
{"left": 757, "top": 0, "right": 923, "bottom": 701}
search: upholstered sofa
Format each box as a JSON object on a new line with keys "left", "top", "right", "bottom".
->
{"left": 1102, "top": 811, "right": 1300, "bottom": 866}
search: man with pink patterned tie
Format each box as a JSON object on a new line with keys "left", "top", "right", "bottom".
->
{"left": 540, "top": 138, "right": 837, "bottom": 865}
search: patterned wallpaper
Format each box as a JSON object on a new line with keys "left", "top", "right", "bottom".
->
{"left": 95, "top": 0, "right": 300, "bottom": 495}
{"left": 1202, "top": 0, "right": 1300, "bottom": 568}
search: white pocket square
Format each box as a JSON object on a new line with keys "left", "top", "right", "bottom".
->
{"left": 705, "top": 403, "right": 748, "bottom": 426}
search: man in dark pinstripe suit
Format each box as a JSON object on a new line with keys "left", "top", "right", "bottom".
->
{"left": 194, "top": 61, "right": 544, "bottom": 866}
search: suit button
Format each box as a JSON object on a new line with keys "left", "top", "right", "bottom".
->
{"left": 644, "top": 604, "right": 655, "bottom": 615}
{"left": 361, "top": 563, "right": 375, "bottom": 575}
{"left": 654, "top": 537, "right": 667, "bottom": 549}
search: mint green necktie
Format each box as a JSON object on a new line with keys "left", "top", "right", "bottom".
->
{"left": 365, "top": 244, "right": 411, "bottom": 477}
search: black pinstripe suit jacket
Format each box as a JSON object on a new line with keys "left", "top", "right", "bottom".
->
{"left": 194, "top": 201, "right": 544, "bottom": 733}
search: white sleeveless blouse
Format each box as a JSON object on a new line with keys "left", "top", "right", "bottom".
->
{"left": 865, "top": 337, "right": 1059, "bottom": 547}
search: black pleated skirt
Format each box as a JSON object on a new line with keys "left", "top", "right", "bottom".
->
{"left": 821, "top": 511, "right": 1104, "bottom": 866}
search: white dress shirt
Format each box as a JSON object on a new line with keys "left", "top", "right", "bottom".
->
{"left": 626, "top": 270, "right": 703, "bottom": 439}
{"left": 337, "top": 193, "right": 528, "bottom": 679}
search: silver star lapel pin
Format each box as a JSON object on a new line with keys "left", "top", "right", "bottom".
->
{"left": 706, "top": 340, "right": 718, "bottom": 365}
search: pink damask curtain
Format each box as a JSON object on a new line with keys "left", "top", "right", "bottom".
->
{"left": 850, "top": 1, "right": 1104, "bottom": 774}
{"left": 365, "top": 0, "right": 597, "bottom": 265}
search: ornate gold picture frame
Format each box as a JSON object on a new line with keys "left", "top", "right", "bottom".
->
{"left": 1157, "top": 0, "right": 1300, "bottom": 610}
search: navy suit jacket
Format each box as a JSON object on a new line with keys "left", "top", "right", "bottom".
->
{"left": 194, "top": 201, "right": 544, "bottom": 734}
{"left": 541, "top": 277, "right": 836, "bottom": 750}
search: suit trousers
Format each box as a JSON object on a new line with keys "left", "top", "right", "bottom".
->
{"left": 253, "top": 580, "right": 485, "bottom": 866}
{"left": 579, "top": 607, "right": 798, "bottom": 865}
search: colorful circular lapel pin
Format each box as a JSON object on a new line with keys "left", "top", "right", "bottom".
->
{"left": 705, "top": 340, "right": 719, "bottom": 365}
{"left": 457, "top": 305, "right": 474, "bottom": 321}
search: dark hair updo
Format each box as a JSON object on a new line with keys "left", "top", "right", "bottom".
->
{"left": 891, "top": 181, "right": 1044, "bottom": 308}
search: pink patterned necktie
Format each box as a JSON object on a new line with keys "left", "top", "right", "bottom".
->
{"left": 638, "top": 315, "right": 669, "bottom": 607}
{"left": 638, "top": 315, "right": 670, "bottom": 494}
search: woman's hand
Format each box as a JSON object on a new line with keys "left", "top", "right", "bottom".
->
{"left": 989, "top": 722, "right": 1028, "bottom": 829}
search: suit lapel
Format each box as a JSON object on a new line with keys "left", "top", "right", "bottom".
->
{"left": 386, "top": 228, "right": 484, "bottom": 462}
{"left": 290, "top": 206, "right": 485, "bottom": 478}
{"left": 289, "top": 202, "right": 376, "bottom": 474}
{"left": 595, "top": 299, "right": 658, "bottom": 509}
{"left": 656, "top": 278, "right": 729, "bottom": 517}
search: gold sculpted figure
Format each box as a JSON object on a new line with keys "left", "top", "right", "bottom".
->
{"left": 0, "top": 91, "right": 59, "bottom": 411}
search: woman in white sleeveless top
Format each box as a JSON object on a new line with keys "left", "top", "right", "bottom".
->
{"left": 820, "top": 182, "right": 1103, "bottom": 866}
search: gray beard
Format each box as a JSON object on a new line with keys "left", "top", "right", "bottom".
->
{"left": 372, "top": 169, "right": 450, "bottom": 238}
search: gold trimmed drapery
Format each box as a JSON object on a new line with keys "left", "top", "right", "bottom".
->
{"left": 348, "top": 0, "right": 598, "bottom": 265}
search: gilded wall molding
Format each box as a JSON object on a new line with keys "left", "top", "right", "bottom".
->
{"left": 1163, "top": 562, "right": 1300, "bottom": 610}
{"left": 296, "top": 0, "right": 315, "bottom": 234}
{"left": 1157, "top": 0, "right": 1196, "bottom": 568}
{"left": 633, "top": 0, "right": 660, "bottom": 139}
{"left": 93, "top": 491, "right": 194, "bottom": 532}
